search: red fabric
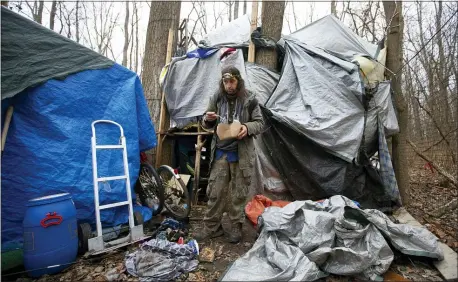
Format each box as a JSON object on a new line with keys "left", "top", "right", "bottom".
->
{"left": 220, "top": 48, "right": 237, "bottom": 60}
{"left": 140, "top": 152, "right": 147, "bottom": 164}
{"left": 245, "top": 195, "right": 290, "bottom": 226}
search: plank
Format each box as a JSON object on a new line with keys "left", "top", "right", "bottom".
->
{"left": 247, "top": 1, "right": 258, "bottom": 63}
{"left": 393, "top": 207, "right": 458, "bottom": 280}
{"left": 155, "top": 29, "right": 175, "bottom": 167}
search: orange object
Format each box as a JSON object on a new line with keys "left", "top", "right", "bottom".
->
{"left": 245, "top": 195, "right": 290, "bottom": 226}
{"left": 383, "top": 271, "right": 410, "bottom": 281}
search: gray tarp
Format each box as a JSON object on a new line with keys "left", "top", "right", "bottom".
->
{"left": 286, "top": 14, "right": 380, "bottom": 61}
{"left": 221, "top": 195, "right": 443, "bottom": 281}
{"left": 1, "top": 7, "right": 113, "bottom": 100}
{"left": 200, "top": 14, "right": 251, "bottom": 48}
{"left": 266, "top": 39, "right": 365, "bottom": 161}
{"left": 163, "top": 50, "right": 278, "bottom": 129}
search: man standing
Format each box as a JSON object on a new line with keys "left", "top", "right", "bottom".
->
{"left": 194, "top": 66, "right": 264, "bottom": 243}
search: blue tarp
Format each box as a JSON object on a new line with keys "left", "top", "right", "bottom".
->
{"left": 1, "top": 63, "right": 157, "bottom": 250}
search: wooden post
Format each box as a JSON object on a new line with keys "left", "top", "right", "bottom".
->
{"left": 1, "top": 106, "right": 14, "bottom": 153}
{"left": 192, "top": 124, "right": 203, "bottom": 205}
{"left": 155, "top": 29, "right": 174, "bottom": 167}
{"left": 247, "top": 1, "right": 258, "bottom": 63}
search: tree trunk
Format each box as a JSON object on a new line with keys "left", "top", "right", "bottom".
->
{"left": 49, "top": 1, "right": 57, "bottom": 30}
{"left": 234, "top": 0, "right": 239, "bottom": 19}
{"left": 36, "top": 0, "right": 44, "bottom": 24}
{"left": 243, "top": 0, "right": 247, "bottom": 15}
{"left": 434, "top": 1, "right": 451, "bottom": 130}
{"left": 383, "top": 1, "right": 410, "bottom": 205}
{"left": 142, "top": 1, "right": 181, "bottom": 166}
{"left": 331, "top": 0, "right": 337, "bottom": 16}
{"left": 122, "top": 1, "right": 130, "bottom": 67}
{"left": 255, "top": 1, "right": 285, "bottom": 70}
{"left": 76, "top": 0, "right": 80, "bottom": 43}
{"left": 135, "top": 3, "right": 139, "bottom": 73}
{"left": 228, "top": 1, "right": 232, "bottom": 22}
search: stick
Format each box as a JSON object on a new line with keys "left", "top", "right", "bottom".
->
{"left": 155, "top": 29, "right": 174, "bottom": 167}
{"left": 193, "top": 124, "right": 203, "bottom": 205}
{"left": 248, "top": 1, "right": 258, "bottom": 63}
{"left": 1, "top": 106, "right": 14, "bottom": 152}
{"left": 428, "top": 198, "right": 458, "bottom": 218}
{"left": 407, "top": 139, "right": 457, "bottom": 187}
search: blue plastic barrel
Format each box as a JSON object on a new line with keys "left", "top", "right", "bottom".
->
{"left": 23, "top": 193, "right": 78, "bottom": 278}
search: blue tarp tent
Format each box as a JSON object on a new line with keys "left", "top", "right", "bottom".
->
{"left": 1, "top": 7, "right": 157, "bottom": 250}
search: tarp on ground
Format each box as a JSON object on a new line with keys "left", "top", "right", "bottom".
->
{"left": 1, "top": 7, "right": 114, "bottom": 100}
{"left": 221, "top": 195, "right": 443, "bottom": 281}
{"left": 1, "top": 9, "right": 157, "bottom": 250}
{"left": 286, "top": 14, "right": 380, "bottom": 61}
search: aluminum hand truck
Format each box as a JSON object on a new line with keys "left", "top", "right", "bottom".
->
{"left": 87, "top": 120, "right": 148, "bottom": 256}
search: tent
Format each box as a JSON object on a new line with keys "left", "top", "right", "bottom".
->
{"left": 1, "top": 7, "right": 157, "bottom": 250}
{"left": 161, "top": 14, "right": 401, "bottom": 209}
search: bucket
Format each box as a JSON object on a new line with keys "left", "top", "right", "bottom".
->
{"left": 22, "top": 193, "right": 78, "bottom": 277}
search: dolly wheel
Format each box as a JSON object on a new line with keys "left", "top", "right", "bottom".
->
{"left": 134, "top": 211, "right": 144, "bottom": 225}
{"left": 78, "top": 222, "right": 92, "bottom": 255}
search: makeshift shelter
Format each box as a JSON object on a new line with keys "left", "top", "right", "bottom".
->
{"left": 1, "top": 7, "right": 157, "bottom": 251}
{"left": 161, "top": 14, "right": 400, "bottom": 209}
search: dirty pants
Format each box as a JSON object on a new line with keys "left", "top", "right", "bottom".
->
{"left": 204, "top": 154, "right": 248, "bottom": 232}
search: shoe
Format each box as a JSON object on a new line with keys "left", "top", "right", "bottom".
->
{"left": 228, "top": 223, "right": 242, "bottom": 244}
{"left": 194, "top": 226, "right": 224, "bottom": 242}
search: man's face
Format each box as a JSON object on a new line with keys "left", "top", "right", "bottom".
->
{"left": 223, "top": 77, "right": 238, "bottom": 95}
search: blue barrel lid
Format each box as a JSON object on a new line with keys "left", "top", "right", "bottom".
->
{"left": 27, "top": 193, "right": 72, "bottom": 207}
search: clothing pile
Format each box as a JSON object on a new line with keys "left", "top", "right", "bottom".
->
{"left": 222, "top": 195, "right": 443, "bottom": 281}
{"left": 125, "top": 218, "right": 199, "bottom": 281}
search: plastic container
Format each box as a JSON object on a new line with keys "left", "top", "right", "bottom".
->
{"left": 23, "top": 193, "right": 78, "bottom": 278}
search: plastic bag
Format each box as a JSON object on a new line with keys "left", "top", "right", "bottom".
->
{"left": 245, "top": 195, "right": 290, "bottom": 226}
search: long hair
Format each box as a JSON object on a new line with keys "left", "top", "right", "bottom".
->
{"left": 219, "top": 66, "right": 247, "bottom": 98}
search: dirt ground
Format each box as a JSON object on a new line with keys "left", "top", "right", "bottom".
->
{"left": 4, "top": 175, "right": 454, "bottom": 282}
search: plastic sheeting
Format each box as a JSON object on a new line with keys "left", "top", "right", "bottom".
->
{"left": 163, "top": 50, "right": 277, "bottom": 129}
{"left": 1, "top": 64, "right": 157, "bottom": 249}
{"left": 1, "top": 7, "right": 114, "bottom": 100}
{"left": 126, "top": 239, "right": 198, "bottom": 281}
{"left": 266, "top": 39, "right": 365, "bottom": 161}
{"left": 199, "top": 14, "right": 251, "bottom": 48}
{"left": 287, "top": 15, "right": 380, "bottom": 61}
{"left": 221, "top": 195, "right": 443, "bottom": 281}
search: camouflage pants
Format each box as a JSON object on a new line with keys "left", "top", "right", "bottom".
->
{"left": 204, "top": 154, "right": 249, "bottom": 232}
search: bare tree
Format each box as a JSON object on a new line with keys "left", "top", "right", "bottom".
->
{"left": 234, "top": 0, "right": 239, "bottom": 20}
{"left": 122, "top": 1, "right": 129, "bottom": 67}
{"left": 135, "top": 2, "right": 139, "bottom": 73}
{"left": 24, "top": 0, "right": 44, "bottom": 24}
{"left": 243, "top": 0, "right": 247, "bottom": 15}
{"left": 49, "top": 1, "right": 57, "bottom": 30}
{"left": 383, "top": 1, "right": 409, "bottom": 205}
{"left": 331, "top": 0, "right": 337, "bottom": 16}
{"left": 75, "top": 0, "right": 80, "bottom": 43}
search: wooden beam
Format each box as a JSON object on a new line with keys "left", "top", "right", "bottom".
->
{"left": 1, "top": 106, "right": 14, "bottom": 153}
{"left": 192, "top": 124, "right": 203, "bottom": 205}
{"left": 247, "top": 0, "right": 258, "bottom": 63}
{"left": 393, "top": 208, "right": 458, "bottom": 280}
{"left": 155, "top": 29, "right": 174, "bottom": 167}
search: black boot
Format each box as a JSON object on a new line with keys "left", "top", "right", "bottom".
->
{"left": 228, "top": 223, "right": 242, "bottom": 243}
{"left": 194, "top": 226, "right": 224, "bottom": 242}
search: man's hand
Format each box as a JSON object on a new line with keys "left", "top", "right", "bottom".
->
{"left": 237, "top": 125, "right": 248, "bottom": 140}
{"left": 205, "top": 112, "right": 218, "bottom": 122}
